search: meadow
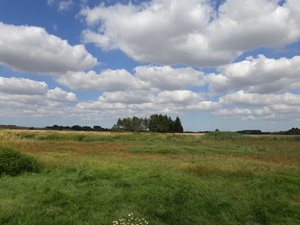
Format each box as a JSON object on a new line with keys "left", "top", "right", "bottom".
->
{"left": 0, "top": 130, "right": 300, "bottom": 225}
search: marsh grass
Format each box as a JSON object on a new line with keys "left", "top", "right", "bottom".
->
{"left": 0, "top": 130, "right": 299, "bottom": 224}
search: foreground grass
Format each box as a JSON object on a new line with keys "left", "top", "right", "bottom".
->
{"left": 0, "top": 130, "right": 300, "bottom": 224}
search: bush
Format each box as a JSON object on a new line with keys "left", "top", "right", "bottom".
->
{"left": 0, "top": 146, "right": 41, "bottom": 176}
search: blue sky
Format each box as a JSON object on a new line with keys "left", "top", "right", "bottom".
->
{"left": 0, "top": 0, "right": 300, "bottom": 132}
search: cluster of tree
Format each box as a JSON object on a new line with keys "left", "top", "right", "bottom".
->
{"left": 46, "top": 125, "right": 110, "bottom": 132}
{"left": 272, "top": 127, "right": 300, "bottom": 135}
{"left": 286, "top": 127, "right": 300, "bottom": 135}
{"left": 111, "top": 114, "right": 183, "bottom": 133}
{"left": 236, "top": 130, "right": 270, "bottom": 135}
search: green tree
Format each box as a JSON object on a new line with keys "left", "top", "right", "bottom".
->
{"left": 112, "top": 114, "right": 184, "bottom": 133}
{"left": 174, "top": 116, "right": 183, "bottom": 133}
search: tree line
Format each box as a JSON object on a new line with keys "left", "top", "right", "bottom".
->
{"left": 272, "top": 127, "right": 300, "bottom": 135}
{"left": 236, "top": 130, "right": 270, "bottom": 135}
{"left": 111, "top": 114, "right": 183, "bottom": 133}
{"left": 46, "top": 125, "right": 110, "bottom": 132}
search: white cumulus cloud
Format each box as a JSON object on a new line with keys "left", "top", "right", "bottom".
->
{"left": 0, "top": 77, "right": 48, "bottom": 95}
{"left": 98, "top": 90, "right": 156, "bottom": 104}
{"left": 57, "top": 69, "right": 148, "bottom": 91}
{"left": 206, "top": 55, "right": 300, "bottom": 94}
{"left": 57, "top": 66, "right": 204, "bottom": 92}
{"left": 46, "top": 87, "right": 78, "bottom": 102}
{"left": 134, "top": 66, "right": 204, "bottom": 90}
{"left": 156, "top": 90, "right": 205, "bottom": 105}
{"left": 0, "top": 22, "right": 98, "bottom": 75}
{"left": 219, "top": 91, "right": 300, "bottom": 106}
{"left": 79, "top": 0, "right": 300, "bottom": 67}
{"left": 0, "top": 88, "right": 77, "bottom": 107}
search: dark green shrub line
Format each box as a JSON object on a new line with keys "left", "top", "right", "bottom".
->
{"left": 0, "top": 146, "right": 42, "bottom": 177}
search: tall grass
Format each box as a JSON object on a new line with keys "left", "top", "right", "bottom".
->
{"left": 0, "top": 130, "right": 299, "bottom": 224}
{"left": 0, "top": 146, "right": 42, "bottom": 176}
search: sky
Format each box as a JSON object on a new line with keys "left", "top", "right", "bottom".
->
{"left": 0, "top": 0, "right": 300, "bottom": 132}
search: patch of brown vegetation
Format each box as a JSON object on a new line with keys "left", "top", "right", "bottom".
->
{"left": 8, "top": 141, "right": 134, "bottom": 155}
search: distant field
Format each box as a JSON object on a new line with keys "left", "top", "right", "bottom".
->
{"left": 0, "top": 130, "right": 300, "bottom": 224}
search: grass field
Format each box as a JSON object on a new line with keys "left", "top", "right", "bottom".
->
{"left": 0, "top": 130, "right": 300, "bottom": 225}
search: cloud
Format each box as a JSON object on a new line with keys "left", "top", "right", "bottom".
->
{"left": 0, "top": 77, "right": 48, "bottom": 95}
{"left": 46, "top": 87, "right": 77, "bottom": 102}
{"left": 213, "top": 102, "right": 300, "bottom": 122}
{"left": 0, "top": 22, "right": 98, "bottom": 75}
{"left": 47, "top": 0, "right": 54, "bottom": 5}
{"left": 208, "top": 0, "right": 300, "bottom": 51}
{"left": 213, "top": 106, "right": 274, "bottom": 121}
{"left": 81, "top": 29, "right": 118, "bottom": 51}
{"left": 69, "top": 88, "right": 218, "bottom": 118}
{"left": 219, "top": 91, "right": 300, "bottom": 106}
{"left": 58, "top": 0, "right": 73, "bottom": 11}
{"left": 79, "top": 0, "right": 300, "bottom": 67}
{"left": 98, "top": 90, "right": 156, "bottom": 104}
{"left": 75, "top": 101, "right": 126, "bottom": 110}
{"left": 0, "top": 77, "right": 77, "bottom": 109}
{"left": 134, "top": 66, "right": 204, "bottom": 90}
{"left": 57, "top": 66, "right": 204, "bottom": 91}
{"left": 215, "top": 90, "right": 300, "bottom": 121}
{"left": 242, "top": 116, "right": 257, "bottom": 121}
{"left": 0, "top": 87, "right": 77, "bottom": 105}
{"left": 156, "top": 90, "right": 205, "bottom": 105}
{"left": 206, "top": 55, "right": 300, "bottom": 94}
{"left": 264, "top": 104, "right": 300, "bottom": 121}
{"left": 56, "top": 69, "right": 148, "bottom": 91}
{"left": 181, "top": 101, "right": 221, "bottom": 112}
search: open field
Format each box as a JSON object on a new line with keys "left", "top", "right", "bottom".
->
{"left": 0, "top": 130, "right": 300, "bottom": 224}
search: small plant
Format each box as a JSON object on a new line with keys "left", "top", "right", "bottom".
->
{"left": 113, "top": 213, "right": 148, "bottom": 225}
{"left": 43, "top": 206, "right": 63, "bottom": 216}
{"left": 0, "top": 146, "right": 41, "bottom": 176}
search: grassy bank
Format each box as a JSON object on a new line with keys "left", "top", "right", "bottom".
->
{"left": 0, "top": 130, "right": 300, "bottom": 224}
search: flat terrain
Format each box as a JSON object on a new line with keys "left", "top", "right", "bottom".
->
{"left": 0, "top": 130, "right": 300, "bottom": 224}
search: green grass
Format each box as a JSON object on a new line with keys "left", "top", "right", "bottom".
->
{"left": 0, "top": 146, "right": 41, "bottom": 176}
{"left": 0, "top": 130, "right": 300, "bottom": 224}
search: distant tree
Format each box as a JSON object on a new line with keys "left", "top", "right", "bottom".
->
{"left": 148, "top": 114, "right": 183, "bottom": 133}
{"left": 112, "top": 114, "right": 184, "bottom": 133}
{"left": 174, "top": 117, "right": 183, "bottom": 133}
{"left": 111, "top": 117, "right": 148, "bottom": 132}
{"left": 82, "top": 126, "right": 92, "bottom": 131}
{"left": 46, "top": 124, "right": 110, "bottom": 131}
{"left": 47, "top": 125, "right": 63, "bottom": 130}
{"left": 93, "top": 125, "right": 107, "bottom": 131}
{"left": 286, "top": 127, "right": 300, "bottom": 135}
{"left": 71, "top": 125, "right": 82, "bottom": 131}
{"left": 215, "top": 129, "right": 220, "bottom": 132}
{"left": 236, "top": 130, "right": 262, "bottom": 134}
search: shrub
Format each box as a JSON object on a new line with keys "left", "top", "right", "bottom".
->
{"left": 0, "top": 146, "right": 41, "bottom": 176}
